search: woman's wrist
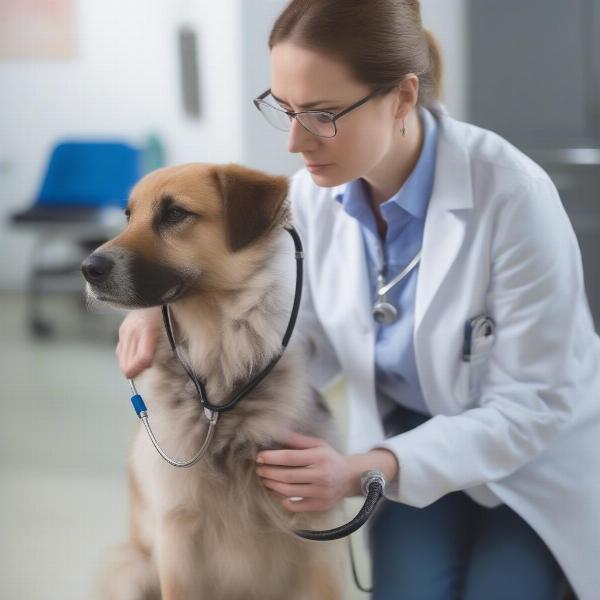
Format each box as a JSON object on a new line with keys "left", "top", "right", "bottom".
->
{"left": 346, "top": 448, "right": 399, "bottom": 497}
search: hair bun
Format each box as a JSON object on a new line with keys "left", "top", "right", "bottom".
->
{"left": 423, "top": 28, "right": 444, "bottom": 101}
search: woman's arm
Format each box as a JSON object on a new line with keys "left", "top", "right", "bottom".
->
{"left": 347, "top": 448, "right": 400, "bottom": 495}
{"left": 374, "top": 175, "right": 585, "bottom": 507}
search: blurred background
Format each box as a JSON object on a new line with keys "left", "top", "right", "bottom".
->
{"left": 0, "top": 0, "right": 598, "bottom": 598}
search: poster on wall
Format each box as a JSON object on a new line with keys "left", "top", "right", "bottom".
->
{"left": 0, "top": 0, "right": 76, "bottom": 60}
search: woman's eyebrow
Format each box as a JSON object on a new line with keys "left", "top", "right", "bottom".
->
{"left": 270, "top": 91, "right": 337, "bottom": 109}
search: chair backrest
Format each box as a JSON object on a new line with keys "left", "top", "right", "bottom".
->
{"left": 37, "top": 141, "right": 142, "bottom": 208}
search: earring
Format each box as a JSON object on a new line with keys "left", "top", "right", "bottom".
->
{"left": 401, "top": 119, "right": 407, "bottom": 137}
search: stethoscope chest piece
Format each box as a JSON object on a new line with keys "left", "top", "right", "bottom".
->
{"left": 372, "top": 300, "right": 399, "bottom": 324}
{"left": 372, "top": 249, "right": 422, "bottom": 325}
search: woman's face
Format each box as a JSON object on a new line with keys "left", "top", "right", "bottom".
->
{"left": 270, "top": 42, "right": 406, "bottom": 187}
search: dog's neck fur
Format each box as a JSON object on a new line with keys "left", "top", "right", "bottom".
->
{"left": 165, "top": 230, "right": 297, "bottom": 402}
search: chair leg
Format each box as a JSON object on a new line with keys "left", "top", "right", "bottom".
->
{"left": 28, "top": 237, "right": 53, "bottom": 338}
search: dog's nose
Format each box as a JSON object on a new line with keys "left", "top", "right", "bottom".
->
{"left": 81, "top": 253, "right": 114, "bottom": 284}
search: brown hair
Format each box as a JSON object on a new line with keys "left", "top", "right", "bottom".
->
{"left": 269, "top": 0, "right": 444, "bottom": 109}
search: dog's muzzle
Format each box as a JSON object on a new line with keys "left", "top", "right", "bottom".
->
{"left": 81, "top": 249, "right": 191, "bottom": 307}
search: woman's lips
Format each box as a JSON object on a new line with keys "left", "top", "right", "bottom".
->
{"left": 306, "top": 163, "right": 333, "bottom": 172}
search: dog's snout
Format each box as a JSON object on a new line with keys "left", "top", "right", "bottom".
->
{"left": 81, "top": 253, "right": 114, "bottom": 284}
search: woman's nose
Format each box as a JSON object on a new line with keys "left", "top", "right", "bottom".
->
{"left": 287, "top": 118, "right": 319, "bottom": 154}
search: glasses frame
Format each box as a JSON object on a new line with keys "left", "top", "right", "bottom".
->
{"left": 253, "top": 88, "right": 383, "bottom": 138}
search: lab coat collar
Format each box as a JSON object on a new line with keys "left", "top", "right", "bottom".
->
{"left": 330, "top": 181, "right": 348, "bottom": 200}
{"left": 430, "top": 111, "right": 473, "bottom": 211}
{"left": 414, "top": 111, "right": 473, "bottom": 331}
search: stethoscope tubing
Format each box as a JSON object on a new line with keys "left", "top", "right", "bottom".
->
{"left": 128, "top": 379, "right": 219, "bottom": 468}
{"left": 376, "top": 249, "right": 422, "bottom": 298}
{"left": 295, "top": 471, "right": 385, "bottom": 541}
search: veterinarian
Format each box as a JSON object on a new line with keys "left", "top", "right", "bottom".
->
{"left": 116, "top": 1, "right": 600, "bottom": 598}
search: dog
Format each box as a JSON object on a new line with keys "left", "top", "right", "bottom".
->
{"left": 81, "top": 163, "right": 345, "bottom": 600}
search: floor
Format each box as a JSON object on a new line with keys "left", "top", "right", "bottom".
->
{"left": 0, "top": 291, "right": 371, "bottom": 599}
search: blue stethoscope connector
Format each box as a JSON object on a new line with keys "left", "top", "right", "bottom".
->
{"left": 129, "top": 382, "right": 147, "bottom": 417}
{"left": 127, "top": 378, "right": 219, "bottom": 468}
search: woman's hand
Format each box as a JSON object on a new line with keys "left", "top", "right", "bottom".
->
{"left": 255, "top": 431, "right": 356, "bottom": 513}
{"left": 116, "top": 307, "right": 162, "bottom": 378}
{"left": 256, "top": 431, "right": 400, "bottom": 513}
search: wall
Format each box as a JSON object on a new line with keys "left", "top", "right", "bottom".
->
{"left": 239, "top": 0, "right": 303, "bottom": 176}
{"left": 421, "top": 0, "right": 468, "bottom": 120}
{"left": 0, "top": 0, "right": 242, "bottom": 290}
{"left": 0, "top": 0, "right": 467, "bottom": 290}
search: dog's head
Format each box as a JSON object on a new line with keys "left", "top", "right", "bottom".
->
{"left": 81, "top": 163, "right": 289, "bottom": 308}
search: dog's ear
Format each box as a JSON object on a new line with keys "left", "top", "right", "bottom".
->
{"left": 213, "top": 164, "right": 289, "bottom": 252}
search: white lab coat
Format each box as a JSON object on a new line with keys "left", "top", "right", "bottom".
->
{"left": 289, "top": 107, "right": 600, "bottom": 600}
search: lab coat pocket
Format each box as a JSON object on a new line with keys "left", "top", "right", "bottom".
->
{"left": 468, "top": 332, "right": 495, "bottom": 401}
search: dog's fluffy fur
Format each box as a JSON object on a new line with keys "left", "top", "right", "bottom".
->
{"left": 83, "top": 164, "right": 345, "bottom": 600}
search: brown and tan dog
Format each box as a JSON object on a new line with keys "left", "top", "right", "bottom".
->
{"left": 81, "top": 163, "right": 344, "bottom": 600}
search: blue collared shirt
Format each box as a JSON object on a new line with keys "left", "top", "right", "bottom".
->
{"left": 335, "top": 106, "right": 439, "bottom": 420}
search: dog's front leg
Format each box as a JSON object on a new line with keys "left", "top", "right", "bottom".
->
{"left": 155, "top": 510, "right": 201, "bottom": 600}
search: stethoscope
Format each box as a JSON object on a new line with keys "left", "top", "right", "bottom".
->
{"left": 372, "top": 245, "right": 422, "bottom": 324}
{"left": 127, "top": 226, "right": 305, "bottom": 467}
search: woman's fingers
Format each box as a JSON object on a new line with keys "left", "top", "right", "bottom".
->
{"left": 255, "top": 435, "right": 346, "bottom": 514}
{"left": 130, "top": 338, "right": 147, "bottom": 378}
{"left": 256, "top": 447, "right": 320, "bottom": 467}
{"left": 256, "top": 432, "right": 328, "bottom": 466}
{"left": 116, "top": 308, "right": 161, "bottom": 379}
{"left": 256, "top": 464, "right": 318, "bottom": 484}
{"left": 116, "top": 335, "right": 131, "bottom": 377}
{"left": 136, "top": 330, "right": 156, "bottom": 370}
{"left": 121, "top": 334, "right": 142, "bottom": 379}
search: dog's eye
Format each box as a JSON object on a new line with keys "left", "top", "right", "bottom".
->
{"left": 162, "top": 206, "right": 188, "bottom": 225}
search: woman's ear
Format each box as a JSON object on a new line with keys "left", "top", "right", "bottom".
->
{"left": 395, "top": 74, "right": 420, "bottom": 119}
{"left": 212, "top": 164, "right": 289, "bottom": 252}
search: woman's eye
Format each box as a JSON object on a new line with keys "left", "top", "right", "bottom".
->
{"left": 162, "top": 207, "right": 188, "bottom": 224}
{"left": 315, "top": 113, "right": 332, "bottom": 124}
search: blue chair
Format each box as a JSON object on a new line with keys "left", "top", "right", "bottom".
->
{"left": 11, "top": 140, "right": 144, "bottom": 336}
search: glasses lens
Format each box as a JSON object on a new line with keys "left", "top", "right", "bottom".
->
{"left": 255, "top": 100, "right": 292, "bottom": 132}
{"left": 296, "top": 112, "right": 336, "bottom": 138}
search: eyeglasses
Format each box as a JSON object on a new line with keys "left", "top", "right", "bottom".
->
{"left": 253, "top": 88, "right": 382, "bottom": 139}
